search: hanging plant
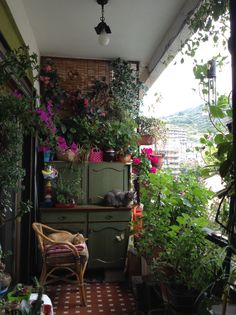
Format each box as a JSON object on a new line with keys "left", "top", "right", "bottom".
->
{"left": 0, "top": 46, "right": 38, "bottom": 224}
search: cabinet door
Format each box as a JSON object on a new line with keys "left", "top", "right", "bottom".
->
{"left": 88, "top": 163, "right": 129, "bottom": 204}
{"left": 88, "top": 222, "right": 130, "bottom": 269}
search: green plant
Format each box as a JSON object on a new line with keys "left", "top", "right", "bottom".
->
{"left": 54, "top": 168, "right": 82, "bottom": 205}
{"left": 109, "top": 58, "right": 145, "bottom": 120}
{"left": 0, "top": 46, "right": 39, "bottom": 224}
{"left": 113, "top": 119, "right": 139, "bottom": 155}
{"left": 135, "top": 169, "right": 213, "bottom": 259}
{"left": 153, "top": 214, "right": 225, "bottom": 292}
{"left": 137, "top": 116, "right": 167, "bottom": 146}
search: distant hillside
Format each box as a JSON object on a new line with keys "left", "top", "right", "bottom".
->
{"left": 163, "top": 105, "right": 214, "bottom": 133}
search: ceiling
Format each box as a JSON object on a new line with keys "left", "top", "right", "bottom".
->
{"left": 21, "top": 0, "right": 201, "bottom": 84}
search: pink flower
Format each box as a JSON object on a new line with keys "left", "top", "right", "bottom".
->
{"left": 150, "top": 166, "right": 157, "bottom": 174}
{"left": 36, "top": 109, "right": 50, "bottom": 123}
{"left": 133, "top": 157, "right": 141, "bottom": 165}
{"left": 84, "top": 98, "right": 89, "bottom": 107}
{"left": 12, "top": 90, "right": 22, "bottom": 99}
{"left": 45, "top": 65, "right": 52, "bottom": 72}
{"left": 99, "top": 112, "right": 106, "bottom": 117}
{"left": 47, "top": 100, "right": 53, "bottom": 115}
{"left": 150, "top": 156, "right": 158, "bottom": 164}
{"left": 57, "top": 136, "right": 68, "bottom": 151}
{"left": 142, "top": 148, "right": 153, "bottom": 155}
{"left": 38, "top": 145, "right": 50, "bottom": 152}
{"left": 71, "top": 142, "right": 78, "bottom": 154}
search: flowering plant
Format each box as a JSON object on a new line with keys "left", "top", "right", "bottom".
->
{"left": 132, "top": 148, "right": 157, "bottom": 183}
{"left": 39, "top": 60, "right": 109, "bottom": 157}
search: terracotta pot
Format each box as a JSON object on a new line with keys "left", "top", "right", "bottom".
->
{"left": 138, "top": 134, "right": 155, "bottom": 145}
{"left": 116, "top": 154, "right": 132, "bottom": 163}
{"left": 150, "top": 154, "right": 165, "bottom": 169}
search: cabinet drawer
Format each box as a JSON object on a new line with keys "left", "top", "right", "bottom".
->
{"left": 45, "top": 223, "right": 87, "bottom": 236}
{"left": 40, "top": 211, "right": 86, "bottom": 223}
{"left": 88, "top": 211, "right": 131, "bottom": 222}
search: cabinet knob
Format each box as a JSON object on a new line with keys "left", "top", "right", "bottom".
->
{"left": 57, "top": 216, "right": 66, "bottom": 221}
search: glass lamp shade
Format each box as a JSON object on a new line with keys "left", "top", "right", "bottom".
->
{"left": 98, "top": 30, "right": 110, "bottom": 46}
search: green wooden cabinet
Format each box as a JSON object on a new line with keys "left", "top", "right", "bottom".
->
{"left": 39, "top": 162, "right": 132, "bottom": 269}
{"left": 40, "top": 207, "right": 131, "bottom": 269}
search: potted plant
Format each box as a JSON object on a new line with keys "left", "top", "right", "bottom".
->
{"left": 114, "top": 119, "right": 140, "bottom": 162}
{"left": 134, "top": 169, "right": 227, "bottom": 313}
{"left": 109, "top": 58, "right": 145, "bottom": 120}
{"left": 0, "top": 245, "right": 11, "bottom": 295}
{"left": 137, "top": 116, "right": 167, "bottom": 147}
{"left": 152, "top": 215, "right": 225, "bottom": 313}
{"left": 53, "top": 169, "right": 82, "bottom": 207}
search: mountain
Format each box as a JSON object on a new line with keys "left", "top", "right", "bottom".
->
{"left": 163, "top": 104, "right": 214, "bottom": 133}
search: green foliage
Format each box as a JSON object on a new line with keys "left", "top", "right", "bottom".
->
{"left": 180, "top": 0, "right": 229, "bottom": 62}
{"left": 0, "top": 45, "right": 38, "bottom": 85}
{"left": 100, "top": 118, "right": 139, "bottom": 153}
{"left": 137, "top": 116, "right": 167, "bottom": 145}
{"left": 136, "top": 169, "right": 212, "bottom": 258}
{"left": 0, "top": 46, "right": 37, "bottom": 224}
{"left": 110, "top": 58, "right": 145, "bottom": 120}
{"left": 53, "top": 167, "right": 82, "bottom": 204}
{"left": 152, "top": 214, "right": 225, "bottom": 292}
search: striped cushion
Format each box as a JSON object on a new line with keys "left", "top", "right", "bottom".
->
{"left": 45, "top": 243, "right": 85, "bottom": 255}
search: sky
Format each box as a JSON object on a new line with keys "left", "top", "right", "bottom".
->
{"left": 142, "top": 39, "right": 232, "bottom": 118}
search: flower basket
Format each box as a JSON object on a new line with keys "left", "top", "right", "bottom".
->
{"left": 138, "top": 134, "right": 155, "bottom": 145}
{"left": 89, "top": 147, "right": 103, "bottom": 163}
{"left": 56, "top": 148, "right": 80, "bottom": 162}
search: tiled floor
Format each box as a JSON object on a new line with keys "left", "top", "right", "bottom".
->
{"left": 45, "top": 282, "right": 138, "bottom": 315}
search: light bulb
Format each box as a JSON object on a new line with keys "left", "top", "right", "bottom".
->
{"left": 98, "top": 30, "right": 110, "bottom": 46}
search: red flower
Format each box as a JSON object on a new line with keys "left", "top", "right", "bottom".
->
{"left": 133, "top": 157, "right": 141, "bottom": 165}
{"left": 150, "top": 166, "right": 157, "bottom": 174}
{"left": 84, "top": 98, "right": 89, "bottom": 107}
{"left": 142, "top": 148, "right": 153, "bottom": 156}
{"left": 150, "top": 156, "right": 158, "bottom": 164}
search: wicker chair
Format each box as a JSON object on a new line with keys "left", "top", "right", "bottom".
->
{"left": 32, "top": 222, "right": 88, "bottom": 306}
